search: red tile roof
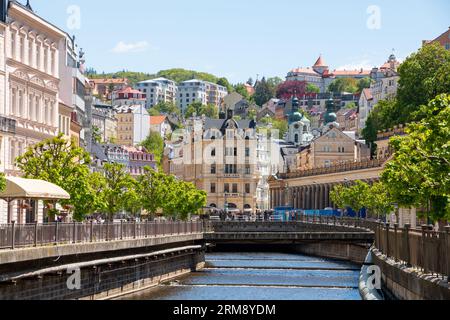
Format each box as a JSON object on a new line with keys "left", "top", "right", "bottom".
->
{"left": 116, "top": 87, "right": 142, "bottom": 95}
{"left": 332, "top": 69, "right": 371, "bottom": 77}
{"left": 150, "top": 116, "right": 167, "bottom": 125}
{"left": 362, "top": 88, "right": 373, "bottom": 101}
{"left": 313, "top": 55, "right": 327, "bottom": 67}
{"left": 290, "top": 67, "right": 320, "bottom": 75}
{"left": 331, "top": 69, "right": 371, "bottom": 77}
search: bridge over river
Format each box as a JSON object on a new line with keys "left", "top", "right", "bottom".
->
{"left": 0, "top": 218, "right": 448, "bottom": 300}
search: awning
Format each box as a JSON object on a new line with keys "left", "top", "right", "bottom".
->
{"left": 0, "top": 177, "right": 71, "bottom": 200}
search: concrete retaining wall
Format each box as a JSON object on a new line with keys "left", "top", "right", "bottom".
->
{"left": 292, "top": 241, "right": 370, "bottom": 264}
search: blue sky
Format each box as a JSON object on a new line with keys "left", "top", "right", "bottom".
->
{"left": 29, "top": 0, "right": 449, "bottom": 83}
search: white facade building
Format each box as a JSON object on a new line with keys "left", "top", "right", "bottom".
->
{"left": 135, "top": 77, "right": 177, "bottom": 109}
{"left": 178, "top": 79, "right": 228, "bottom": 114}
{"left": 0, "top": 1, "right": 68, "bottom": 223}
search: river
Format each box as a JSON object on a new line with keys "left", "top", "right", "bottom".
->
{"left": 120, "top": 252, "right": 362, "bottom": 300}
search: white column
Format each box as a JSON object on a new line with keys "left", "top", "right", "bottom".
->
{"left": 29, "top": 38, "right": 35, "bottom": 68}
{"left": 53, "top": 48, "right": 59, "bottom": 77}
{"left": 46, "top": 46, "right": 51, "bottom": 74}
{"left": 39, "top": 44, "right": 44, "bottom": 71}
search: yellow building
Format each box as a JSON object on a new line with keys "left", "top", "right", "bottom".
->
{"left": 169, "top": 115, "right": 261, "bottom": 214}
{"left": 115, "top": 104, "right": 150, "bottom": 147}
{"left": 297, "top": 128, "right": 371, "bottom": 171}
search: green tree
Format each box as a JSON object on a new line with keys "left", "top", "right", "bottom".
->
{"left": 201, "top": 104, "right": 219, "bottom": 119}
{"left": 76, "top": 172, "right": 108, "bottom": 221}
{"left": 0, "top": 172, "right": 5, "bottom": 194}
{"left": 272, "top": 119, "right": 289, "bottom": 139}
{"left": 177, "top": 181, "right": 207, "bottom": 220}
{"left": 381, "top": 94, "right": 450, "bottom": 222}
{"left": 184, "top": 101, "right": 204, "bottom": 118}
{"left": 357, "top": 77, "right": 373, "bottom": 93}
{"left": 396, "top": 43, "right": 450, "bottom": 123}
{"left": 234, "top": 84, "right": 251, "bottom": 101}
{"left": 362, "top": 99, "right": 398, "bottom": 155}
{"left": 153, "top": 101, "right": 180, "bottom": 116}
{"left": 141, "top": 132, "right": 165, "bottom": 166}
{"left": 16, "top": 135, "right": 95, "bottom": 221}
{"left": 102, "top": 163, "right": 135, "bottom": 220}
{"left": 138, "top": 168, "right": 169, "bottom": 217}
{"left": 254, "top": 77, "right": 274, "bottom": 106}
{"left": 92, "top": 125, "right": 102, "bottom": 144}
{"left": 365, "top": 43, "right": 450, "bottom": 135}
{"left": 149, "top": 108, "right": 161, "bottom": 116}
{"left": 123, "top": 179, "right": 142, "bottom": 218}
{"left": 217, "top": 77, "right": 233, "bottom": 93}
{"left": 330, "top": 184, "right": 348, "bottom": 212}
{"left": 364, "top": 182, "right": 394, "bottom": 219}
{"left": 330, "top": 181, "right": 370, "bottom": 217}
{"left": 306, "top": 83, "right": 321, "bottom": 94}
{"left": 328, "top": 78, "right": 358, "bottom": 94}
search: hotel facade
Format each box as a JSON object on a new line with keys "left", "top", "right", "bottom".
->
{"left": 0, "top": 1, "right": 85, "bottom": 224}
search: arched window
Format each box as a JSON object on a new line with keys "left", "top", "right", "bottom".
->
{"left": 294, "top": 134, "right": 299, "bottom": 144}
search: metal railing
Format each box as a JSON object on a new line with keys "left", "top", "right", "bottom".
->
{"left": 373, "top": 223, "right": 450, "bottom": 281}
{"left": 297, "top": 215, "right": 450, "bottom": 281}
{"left": 0, "top": 221, "right": 203, "bottom": 250}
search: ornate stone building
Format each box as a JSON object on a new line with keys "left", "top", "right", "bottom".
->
{"left": 169, "top": 113, "right": 261, "bottom": 214}
{"left": 0, "top": 1, "right": 68, "bottom": 223}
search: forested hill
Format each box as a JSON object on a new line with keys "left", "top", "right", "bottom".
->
{"left": 86, "top": 68, "right": 232, "bottom": 89}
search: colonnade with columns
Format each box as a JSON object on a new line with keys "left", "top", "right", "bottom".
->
{"left": 270, "top": 178, "right": 379, "bottom": 210}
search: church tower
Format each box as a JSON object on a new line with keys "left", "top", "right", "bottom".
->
{"left": 312, "top": 55, "right": 329, "bottom": 75}
{"left": 322, "top": 97, "right": 340, "bottom": 134}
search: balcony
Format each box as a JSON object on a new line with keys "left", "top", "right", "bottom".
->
{"left": 0, "top": 116, "right": 16, "bottom": 134}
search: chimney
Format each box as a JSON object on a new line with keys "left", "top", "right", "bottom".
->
{"left": 0, "top": 0, "right": 8, "bottom": 22}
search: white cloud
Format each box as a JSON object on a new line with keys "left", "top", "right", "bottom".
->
{"left": 111, "top": 41, "right": 150, "bottom": 54}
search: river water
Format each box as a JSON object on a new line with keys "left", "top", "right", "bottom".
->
{"left": 121, "top": 252, "right": 362, "bottom": 300}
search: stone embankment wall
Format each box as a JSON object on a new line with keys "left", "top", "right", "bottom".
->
{"left": 0, "top": 246, "right": 205, "bottom": 300}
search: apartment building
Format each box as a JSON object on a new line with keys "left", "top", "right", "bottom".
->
{"left": 135, "top": 77, "right": 177, "bottom": 108}
{"left": 359, "top": 54, "right": 400, "bottom": 132}
{"left": 112, "top": 87, "right": 146, "bottom": 106}
{"left": 92, "top": 99, "right": 117, "bottom": 144}
{"left": 169, "top": 113, "right": 260, "bottom": 214}
{"left": 177, "top": 79, "right": 227, "bottom": 114}
{"left": 115, "top": 104, "right": 150, "bottom": 147}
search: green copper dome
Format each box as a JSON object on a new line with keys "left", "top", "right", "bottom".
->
{"left": 289, "top": 112, "right": 303, "bottom": 124}
{"left": 324, "top": 97, "right": 339, "bottom": 125}
{"left": 324, "top": 112, "right": 337, "bottom": 124}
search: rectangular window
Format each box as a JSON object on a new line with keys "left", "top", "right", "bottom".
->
{"left": 210, "top": 183, "right": 216, "bottom": 194}
{"left": 245, "top": 184, "right": 251, "bottom": 194}
{"left": 245, "top": 165, "right": 251, "bottom": 175}
{"left": 224, "top": 183, "right": 230, "bottom": 193}
{"left": 232, "top": 184, "right": 238, "bottom": 194}
{"left": 210, "top": 164, "right": 216, "bottom": 174}
{"left": 245, "top": 148, "right": 250, "bottom": 157}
